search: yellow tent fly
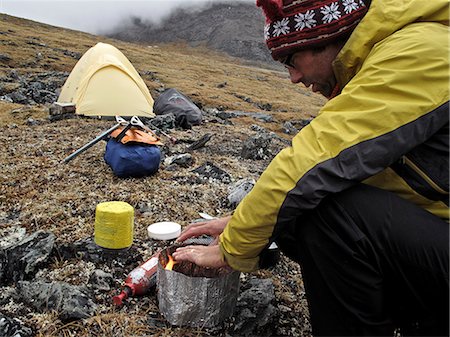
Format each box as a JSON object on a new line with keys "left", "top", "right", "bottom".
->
{"left": 58, "top": 42, "right": 155, "bottom": 118}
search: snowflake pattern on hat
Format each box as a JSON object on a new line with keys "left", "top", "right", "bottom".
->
{"left": 294, "top": 10, "right": 317, "bottom": 31}
{"left": 321, "top": 2, "right": 342, "bottom": 24}
{"left": 273, "top": 18, "right": 291, "bottom": 37}
{"left": 264, "top": 24, "right": 271, "bottom": 40}
{"left": 264, "top": 0, "right": 367, "bottom": 41}
{"left": 343, "top": 0, "right": 359, "bottom": 14}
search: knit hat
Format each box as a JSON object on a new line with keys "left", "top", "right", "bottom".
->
{"left": 257, "top": 0, "right": 369, "bottom": 61}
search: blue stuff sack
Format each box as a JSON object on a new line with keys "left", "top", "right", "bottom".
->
{"left": 104, "top": 139, "right": 161, "bottom": 178}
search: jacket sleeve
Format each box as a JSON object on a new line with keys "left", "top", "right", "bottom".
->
{"left": 219, "top": 22, "right": 449, "bottom": 272}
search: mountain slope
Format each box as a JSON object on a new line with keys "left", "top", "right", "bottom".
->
{"left": 108, "top": 2, "right": 274, "bottom": 64}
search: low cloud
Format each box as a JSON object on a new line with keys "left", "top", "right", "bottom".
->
{"left": 1, "top": 0, "right": 252, "bottom": 34}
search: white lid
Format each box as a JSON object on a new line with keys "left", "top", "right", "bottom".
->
{"left": 147, "top": 221, "right": 181, "bottom": 240}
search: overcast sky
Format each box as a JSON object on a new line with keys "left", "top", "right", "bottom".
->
{"left": 0, "top": 0, "right": 252, "bottom": 34}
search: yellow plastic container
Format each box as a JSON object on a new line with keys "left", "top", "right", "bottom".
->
{"left": 94, "top": 201, "right": 134, "bottom": 249}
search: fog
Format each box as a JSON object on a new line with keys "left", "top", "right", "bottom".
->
{"left": 0, "top": 0, "right": 252, "bottom": 34}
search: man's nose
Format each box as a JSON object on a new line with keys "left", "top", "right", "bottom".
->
{"left": 288, "top": 67, "right": 303, "bottom": 84}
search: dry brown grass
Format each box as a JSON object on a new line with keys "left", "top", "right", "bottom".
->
{"left": 0, "top": 13, "right": 320, "bottom": 337}
{"left": 0, "top": 13, "right": 325, "bottom": 128}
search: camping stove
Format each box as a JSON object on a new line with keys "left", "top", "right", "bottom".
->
{"left": 157, "top": 245, "right": 240, "bottom": 327}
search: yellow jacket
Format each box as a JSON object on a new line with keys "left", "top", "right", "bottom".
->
{"left": 219, "top": 0, "right": 450, "bottom": 272}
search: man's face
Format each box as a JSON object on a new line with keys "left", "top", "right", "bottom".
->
{"left": 283, "top": 44, "right": 341, "bottom": 98}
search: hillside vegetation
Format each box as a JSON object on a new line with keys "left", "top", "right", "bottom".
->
{"left": 0, "top": 13, "right": 325, "bottom": 337}
{"left": 0, "top": 14, "right": 325, "bottom": 127}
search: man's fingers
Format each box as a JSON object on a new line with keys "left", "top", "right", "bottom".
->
{"left": 177, "top": 223, "right": 213, "bottom": 242}
{"left": 172, "top": 245, "right": 200, "bottom": 263}
{"left": 172, "top": 245, "right": 227, "bottom": 269}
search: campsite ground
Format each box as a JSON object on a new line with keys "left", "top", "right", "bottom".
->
{"left": 0, "top": 13, "right": 326, "bottom": 337}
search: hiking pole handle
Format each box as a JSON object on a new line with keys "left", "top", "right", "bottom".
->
{"left": 62, "top": 123, "right": 123, "bottom": 164}
{"left": 146, "top": 121, "right": 177, "bottom": 144}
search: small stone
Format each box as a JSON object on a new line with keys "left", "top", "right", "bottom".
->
{"left": 0, "top": 226, "right": 26, "bottom": 249}
{"left": 89, "top": 269, "right": 113, "bottom": 291}
{"left": 148, "top": 114, "right": 176, "bottom": 131}
{"left": 0, "top": 54, "right": 12, "bottom": 62}
{"left": 217, "top": 82, "right": 227, "bottom": 88}
{"left": 26, "top": 118, "right": 37, "bottom": 126}
{"left": 164, "top": 153, "right": 193, "bottom": 167}
{"left": 187, "top": 133, "right": 212, "bottom": 151}
{"left": 0, "top": 313, "right": 33, "bottom": 337}
{"left": 253, "top": 113, "right": 273, "bottom": 123}
{"left": 282, "top": 121, "right": 299, "bottom": 135}
{"left": 227, "top": 178, "right": 256, "bottom": 208}
{"left": 17, "top": 280, "right": 97, "bottom": 321}
{"left": 1, "top": 230, "right": 55, "bottom": 284}
{"left": 192, "top": 162, "right": 231, "bottom": 183}
{"left": 232, "top": 277, "right": 277, "bottom": 336}
{"left": 241, "top": 133, "right": 273, "bottom": 160}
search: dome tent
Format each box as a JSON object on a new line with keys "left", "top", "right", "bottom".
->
{"left": 57, "top": 42, "right": 155, "bottom": 118}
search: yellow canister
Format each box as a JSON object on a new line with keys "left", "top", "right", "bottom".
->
{"left": 94, "top": 201, "right": 134, "bottom": 249}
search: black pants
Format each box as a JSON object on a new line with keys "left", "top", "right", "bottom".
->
{"left": 276, "top": 184, "right": 449, "bottom": 337}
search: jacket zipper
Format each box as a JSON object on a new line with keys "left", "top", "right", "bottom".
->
{"left": 401, "top": 156, "right": 449, "bottom": 195}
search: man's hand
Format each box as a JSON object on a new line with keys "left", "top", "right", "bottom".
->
{"left": 172, "top": 244, "right": 229, "bottom": 269}
{"left": 176, "top": 215, "right": 232, "bottom": 243}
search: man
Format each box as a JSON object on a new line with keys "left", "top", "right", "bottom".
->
{"left": 173, "top": 0, "right": 449, "bottom": 335}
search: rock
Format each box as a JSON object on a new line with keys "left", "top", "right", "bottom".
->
{"left": 0, "top": 286, "right": 21, "bottom": 308}
{"left": 48, "top": 102, "right": 76, "bottom": 121}
{"left": 233, "top": 278, "right": 277, "bottom": 336}
{"left": 234, "top": 94, "right": 253, "bottom": 103}
{"left": 0, "top": 54, "right": 11, "bottom": 62}
{"left": 187, "top": 133, "right": 212, "bottom": 151}
{"left": 0, "top": 95, "right": 13, "bottom": 103}
{"left": 164, "top": 153, "right": 193, "bottom": 167}
{"left": 252, "top": 113, "right": 273, "bottom": 123}
{"left": 1, "top": 71, "right": 68, "bottom": 105}
{"left": 136, "top": 201, "right": 152, "bottom": 214}
{"left": 0, "top": 251, "right": 6, "bottom": 284}
{"left": 56, "top": 237, "right": 141, "bottom": 269}
{"left": 217, "top": 81, "right": 227, "bottom": 88}
{"left": 7, "top": 91, "right": 28, "bottom": 104}
{"left": 203, "top": 107, "right": 220, "bottom": 116}
{"left": 292, "top": 118, "right": 313, "bottom": 129}
{"left": 148, "top": 114, "right": 176, "bottom": 131}
{"left": 26, "top": 118, "right": 37, "bottom": 126}
{"left": 1, "top": 230, "right": 55, "bottom": 284}
{"left": 241, "top": 133, "right": 273, "bottom": 160}
{"left": 8, "top": 70, "right": 19, "bottom": 80}
{"left": 192, "top": 162, "right": 231, "bottom": 183}
{"left": 227, "top": 178, "right": 255, "bottom": 208}
{"left": 89, "top": 269, "right": 113, "bottom": 291}
{"left": 17, "top": 281, "right": 97, "bottom": 321}
{"left": 216, "top": 111, "right": 238, "bottom": 120}
{"left": 0, "top": 313, "right": 33, "bottom": 337}
{"left": 250, "top": 124, "right": 267, "bottom": 132}
{"left": 62, "top": 49, "right": 82, "bottom": 59}
{"left": 282, "top": 121, "right": 299, "bottom": 135}
{"left": 0, "top": 226, "right": 27, "bottom": 250}
{"left": 256, "top": 102, "right": 272, "bottom": 112}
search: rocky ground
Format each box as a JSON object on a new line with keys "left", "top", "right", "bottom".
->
{"left": 0, "top": 72, "right": 313, "bottom": 337}
{"left": 0, "top": 12, "right": 323, "bottom": 336}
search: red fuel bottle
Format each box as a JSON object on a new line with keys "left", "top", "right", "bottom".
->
{"left": 113, "top": 251, "right": 160, "bottom": 306}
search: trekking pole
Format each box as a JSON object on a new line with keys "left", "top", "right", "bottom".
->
{"left": 131, "top": 116, "right": 177, "bottom": 144}
{"left": 62, "top": 117, "right": 128, "bottom": 164}
{"left": 146, "top": 120, "right": 178, "bottom": 144}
